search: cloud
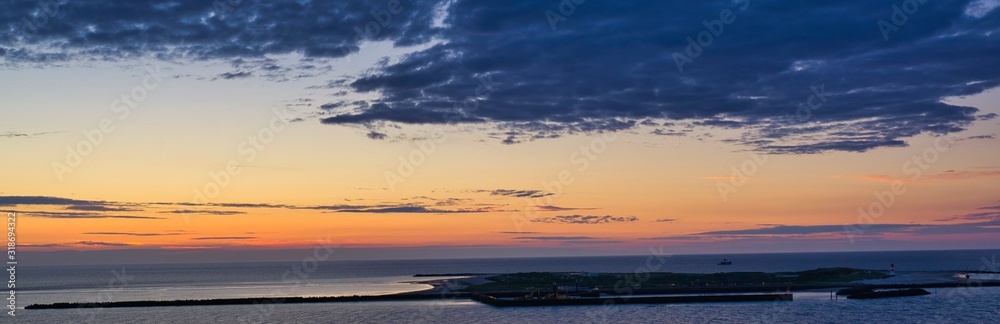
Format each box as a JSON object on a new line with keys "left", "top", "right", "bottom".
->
{"left": 204, "top": 202, "right": 295, "bottom": 209}
{"left": 479, "top": 189, "right": 553, "bottom": 198}
{"left": 18, "top": 241, "right": 133, "bottom": 248}
{"left": 333, "top": 205, "right": 490, "bottom": 214}
{"left": 0, "top": 131, "right": 59, "bottom": 138}
{"left": 191, "top": 236, "right": 257, "bottom": 240}
{"left": 5, "top": 195, "right": 500, "bottom": 217}
{"left": 366, "top": 131, "right": 388, "bottom": 140}
{"left": 0, "top": 196, "right": 142, "bottom": 211}
{"left": 534, "top": 205, "right": 597, "bottom": 211}
{"left": 513, "top": 236, "right": 599, "bottom": 241}
{"left": 655, "top": 218, "right": 678, "bottom": 223}
{"left": 150, "top": 201, "right": 295, "bottom": 209}
{"left": 17, "top": 243, "right": 66, "bottom": 248}
{"left": 433, "top": 198, "right": 472, "bottom": 206}
{"left": 698, "top": 224, "right": 916, "bottom": 236}
{"left": 699, "top": 221, "right": 1000, "bottom": 237}
{"left": 958, "top": 134, "right": 996, "bottom": 140}
{"left": 908, "top": 223, "right": 1000, "bottom": 235}
{"left": 513, "top": 236, "right": 622, "bottom": 244}
{"left": 19, "top": 211, "right": 164, "bottom": 220}
{"left": 4, "top": 1, "right": 998, "bottom": 153}
{"left": 74, "top": 241, "right": 134, "bottom": 247}
{"left": 532, "top": 215, "right": 638, "bottom": 225}
{"left": 84, "top": 232, "right": 185, "bottom": 237}
{"left": 965, "top": 0, "right": 1000, "bottom": 18}
{"left": 0, "top": 196, "right": 97, "bottom": 206}
{"left": 937, "top": 210, "right": 1000, "bottom": 223}
{"left": 161, "top": 209, "right": 246, "bottom": 215}
{"left": 318, "top": 1, "right": 1000, "bottom": 153}
{"left": 217, "top": 71, "right": 252, "bottom": 79}
{"left": 651, "top": 129, "right": 688, "bottom": 137}
{"left": 2, "top": 1, "right": 440, "bottom": 63}
{"left": 65, "top": 204, "right": 140, "bottom": 212}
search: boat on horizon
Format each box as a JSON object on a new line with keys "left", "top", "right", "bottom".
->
{"left": 718, "top": 258, "right": 732, "bottom": 265}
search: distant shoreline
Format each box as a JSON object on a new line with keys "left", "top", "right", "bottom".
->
{"left": 26, "top": 282, "right": 1000, "bottom": 310}
{"left": 26, "top": 269, "right": 1000, "bottom": 310}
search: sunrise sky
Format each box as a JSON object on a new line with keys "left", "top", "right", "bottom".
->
{"left": 2, "top": 0, "right": 999, "bottom": 265}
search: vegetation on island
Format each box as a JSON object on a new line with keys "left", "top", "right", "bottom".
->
{"left": 467, "top": 268, "right": 890, "bottom": 292}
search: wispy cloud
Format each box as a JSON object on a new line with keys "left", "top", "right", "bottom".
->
{"left": 513, "top": 236, "right": 622, "bottom": 244}
{"left": 3, "top": 196, "right": 497, "bottom": 217}
{"left": 936, "top": 208, "right": 1000, "bottom": 223}
{"left": 0, "top": 131, "right": 60, "bottom": 138}
{"left": 513, "top": 236, "right": 599, "bottom": 241}
{"left": 75, "top": 241, "right": 134, "bottom": 247}
{"left": 191, "top": 236, "right": 257, "bottom": 240}
{"left": 150, "top": 202, "right": 295, "bottom": 209}
{"left": 698, "top": 220, "right": 1000, "bottom": 237}
{"left": 698, "top": 224, "right": 914, "bottom": 236}
{"left": 478, "top": 189, "right": 554, "bottom": 199}
{"left": 84, "top": 232, "right": 185, "bottom": 237}
{"left": 161, "top": 209, "right": 246, "bottom": 215}
{"left": 534, "top": 205, "right": 598, "bottom": 211}
{"left": 0, "top": 196, "right": 98, "bottom": 206}
{"left": 65, "top": 204, "right": 141, "bottom": 212}
{"left": 651, "top": 129, "right": 688, "bottom": 137}
{"left": 334, "top": 206, "right": 491, "bottom": 214}
{"left": 958, "top": 134, "right": 996, "bottom": 141}
{"left": 20, "top": 211, "right": 164, "bottom": 220}
{"left": 20, "top": 241, "right": 135, "bottom": 248}
{"left": 532, "top": 215, "right": 638, "bottom": 225}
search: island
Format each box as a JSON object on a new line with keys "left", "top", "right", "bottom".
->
{"left": 26, "top": 268, "right": 1000, "bottom": 309}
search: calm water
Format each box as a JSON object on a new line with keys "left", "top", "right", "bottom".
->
{"left": 11, "top": 249, "right": 1000, "bottom": 323}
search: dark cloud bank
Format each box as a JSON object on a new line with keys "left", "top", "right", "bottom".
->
{"left": 3, "top": 0, "right": 999, "bottom": 153}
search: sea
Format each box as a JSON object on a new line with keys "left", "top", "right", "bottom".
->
{"left": 10, "top": 249, "right": 1000, "bottom": 323}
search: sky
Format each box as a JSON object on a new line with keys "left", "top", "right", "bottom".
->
{"left": 1, "top": 0, "right": 999, "bottom": 265}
